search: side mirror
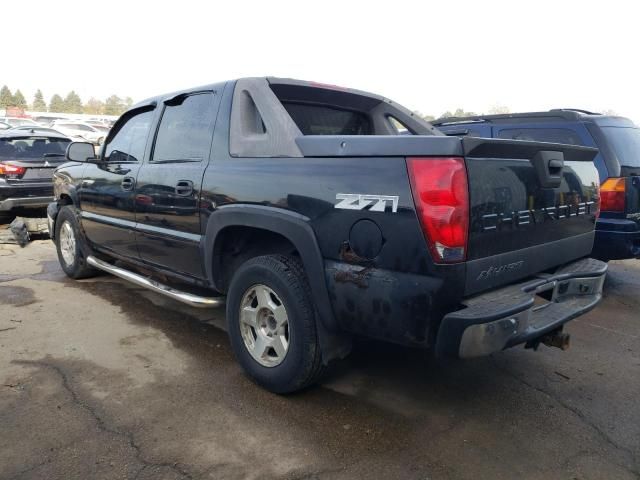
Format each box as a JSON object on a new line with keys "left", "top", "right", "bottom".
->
{"left": 66, "top": 141, "right": 97, "bottom": 163}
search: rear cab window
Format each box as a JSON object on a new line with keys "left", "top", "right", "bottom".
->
{"left": 281, "top": 103, "right": 372, "bottom": 135}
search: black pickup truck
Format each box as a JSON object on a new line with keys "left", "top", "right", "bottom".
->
{"left": 48, "top": 77, "right": 607, "bottom": 393}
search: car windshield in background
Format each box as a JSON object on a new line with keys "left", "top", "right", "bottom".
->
{"left": 0, "top": 137, "right": 70, "bottom": 160}
{"left": 601, "top": 126, "right": 640, "bottom": 167}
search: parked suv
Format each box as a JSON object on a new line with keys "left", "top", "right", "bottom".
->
{"left": 0, "top": 131, "right": 71, "bottom": 216}
{"left": 434, "top": 110, "right": 640, "bottom": 261}
{"left": 48, "top": 79, "right": 606, "bottom": 393}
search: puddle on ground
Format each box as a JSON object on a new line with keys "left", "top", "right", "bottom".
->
{"left": 0, "top": 285, "right": 37, "bottom": 307}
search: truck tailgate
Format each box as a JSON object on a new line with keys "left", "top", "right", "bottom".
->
{"left": 463, "top": 137, "right": 599, "bottom": 294}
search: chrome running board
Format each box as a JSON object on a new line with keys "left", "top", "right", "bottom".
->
{"left": 86, "top": 256, "right": 225, "bottom": 308}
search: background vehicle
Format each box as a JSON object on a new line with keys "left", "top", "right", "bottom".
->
{"left": 48, "top": 78, "right": 606, "bottom": 393}
{"left": 9, "top": 126, "right": 67, "bottom": 136}
{"left": 32, "top": 115, "right": 66, "bottom": 125}
{"left": 50, "top": 121, "right": 106, "bottom": 145}
{"left": 84, "top": 119, "right": 111, "bottom": 128}
{"left": 0, "top": 117, "right": 40, "bottom": 128}
{"left": 434, "top": 110, "right": 640, "bottom": 260}
{"left": 0, "top": 122, "right": 10, "bottom": 130}
{"left": 0, "top": 131, "right": 70, "bottom": 215}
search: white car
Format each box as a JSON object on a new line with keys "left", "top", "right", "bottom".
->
{"left": 0, "top": 117, "right": 40, "bottom": 128}
{"left": 50, "top": 121, "right": 107, "bottom": 145}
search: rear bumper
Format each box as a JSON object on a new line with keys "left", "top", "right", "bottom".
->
{"left": 0, "top": 195, "right": 54, "bottom": 211}
{"left": 435, "top": 257, "right": 607, "bottom": 358}
{"left": 0, "top": 183, "right": 54, "bottom": 211}
{"left": 593, "top": 217, "right": 640, "bottom": 260}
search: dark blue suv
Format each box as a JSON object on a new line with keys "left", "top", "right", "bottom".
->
{"left": 433, "top": 109, "right": 640, "bottom": 261}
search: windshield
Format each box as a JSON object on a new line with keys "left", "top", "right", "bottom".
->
{"left": 601, "top": 126, "right": 640, "bottom": 167}
{"left": 0, "top": 137, "right": 70, "bottom": 160}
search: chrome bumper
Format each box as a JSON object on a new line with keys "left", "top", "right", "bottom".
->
{"left": 435, "top": 258, "right": 608, "bottom": 358}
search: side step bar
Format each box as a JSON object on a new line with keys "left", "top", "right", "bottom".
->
{"left": 86, "top": 256, "right": 225, "bottom": 309}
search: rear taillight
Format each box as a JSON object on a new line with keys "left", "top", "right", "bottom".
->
{"left": 600, "top": 177, "right": 626, "bottom": 212}
{"left": 0, "top": 162, "right": 26, "bottom": 177}
{"left": 407, "top": 156, "right": 469, "bottom": 263}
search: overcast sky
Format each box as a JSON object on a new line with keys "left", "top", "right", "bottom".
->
{"left": 4, "top": 0, "right": 638, "bottom": 122}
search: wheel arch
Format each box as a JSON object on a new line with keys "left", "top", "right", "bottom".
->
{"left": 202, "top": 205, "right": 351, "bottom": 363}
{"left": 47, "top": 181, "right": 78, "bottom": 240}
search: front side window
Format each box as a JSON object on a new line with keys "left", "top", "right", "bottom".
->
{"left": 104, "top": 109, "right": 154, "bottom": 163}
{"left": 497, "top": 128, "right": 583, "bottom": 145}
{"left": 152, "top": 93, "right": 216, "bottom": 162}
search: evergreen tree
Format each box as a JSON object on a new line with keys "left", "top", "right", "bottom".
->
{"left": 49, "top": 94, "right": 65, "bottom": 113}
{"left": 0, "top": 85, "right": 13, "bottom": 108}
{"left": 63, "top": 90, "right": 83, "bottom": 113}
{"left": 13, "top": 90, "right": 27, "bottom": 109}
{"left": 104, "top": 95, "right": 125, "bottom": 115}
{"left": 32, "top": 89, "right": 47, "bottom": 111}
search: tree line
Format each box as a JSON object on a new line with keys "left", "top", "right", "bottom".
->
{"left": 419, "top": 106, "right": 511, "bottom": 122}
{"left": 0, "top": 85, "right": 133, "bottom": 116}
{"left": 0, "top": 85, "right": 518, "bottom": 120}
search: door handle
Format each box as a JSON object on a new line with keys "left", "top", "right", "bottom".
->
{"left": 121, "top": 176, "right": 135, "bottom": 191}
{"left": 175, "top": 180, "right": 194, "bottom": 196}
{"left": 531, "top": 151, "right": 564, "bottom": 188}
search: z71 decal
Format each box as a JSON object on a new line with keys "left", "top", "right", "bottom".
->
{"left": 335, "top": 193, "right": 399, "bottom": 213}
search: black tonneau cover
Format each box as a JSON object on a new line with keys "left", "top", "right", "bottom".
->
{"left": 295, "top": 135, "right": 598, "bottom": 162}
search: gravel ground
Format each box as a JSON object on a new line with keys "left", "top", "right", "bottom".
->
{"left": 1, "top": 237, "right": 639, "bottom": 480}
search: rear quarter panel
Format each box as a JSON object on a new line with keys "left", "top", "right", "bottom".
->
{"left": 200, "top": 155, "right": 465, "bottom": 345}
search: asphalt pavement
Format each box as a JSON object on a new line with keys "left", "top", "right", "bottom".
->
{"left": 1, "top": 238, "right": 639, "bottom": 480}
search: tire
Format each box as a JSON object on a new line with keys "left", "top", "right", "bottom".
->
{"left": 226, "top": 255, "right": 324, "bottom": 394}
{"left": 55, "top": 206, "right": 98, "bottom": 279}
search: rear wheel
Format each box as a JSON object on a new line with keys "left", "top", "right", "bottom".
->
{"left": 226, "top": 255, "right": 324, "bottom": 394}
{"left": 55, "top": 206, "right": 98, "bottom": 279}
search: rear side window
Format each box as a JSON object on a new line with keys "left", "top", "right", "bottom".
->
{"left": 601, "top": 127, "right": 640, "bottom": 168}
{"left": 152, "top": 92, "right": 216, "bottom": 162}
{"left": 281, "top": 102, "right": 372, "bottom": 135}
{"left": 497, "top": 128, "right": 583, "bottom": 145}
{"left": 104, "top": 109, "right": 154, "bottom": 163}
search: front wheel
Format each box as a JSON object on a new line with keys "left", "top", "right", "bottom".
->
{"left": 55, "top": 206, "right": 98, "bottom": 279}
{"left": 226, "top": 255, "right": 324, "bottom": 394}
